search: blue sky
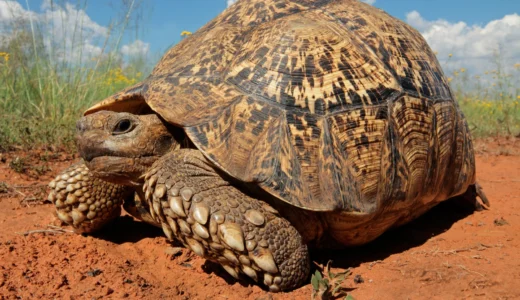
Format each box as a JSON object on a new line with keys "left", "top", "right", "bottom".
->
{"left": 80, "top": 0, "right": 519, "bottom": 54}
{"left": 1, "top": 0, "right": 519, "bottom": 74}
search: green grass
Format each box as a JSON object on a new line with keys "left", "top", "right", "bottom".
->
{"left": 0, "top": 3, "right": 518, "bottom": 151}
{"left": 446, "top": 60, "right": 520, "bottom": 138}
{"left": 0, "top": 0, "right": 149, "bottom": 151}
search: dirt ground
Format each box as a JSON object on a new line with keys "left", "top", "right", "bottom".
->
{"left": 0, "top": 138, "right": 519, "bottom": 300}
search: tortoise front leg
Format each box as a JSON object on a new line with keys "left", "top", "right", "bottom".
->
{"left": 142, "top": 149, "right": 310, "bottom": 292}
{"left": 48, "top": 162, "right": 134, "bottom": 233}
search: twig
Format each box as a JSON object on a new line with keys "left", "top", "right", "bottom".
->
{"left": 17, "top": 226, "right": 73, "bottom": 236}
{"left": 458, "top": 265, "right": 485, "bottom": 277}
{"left": 483, "top": 180, "right": 520, "bottom": 183}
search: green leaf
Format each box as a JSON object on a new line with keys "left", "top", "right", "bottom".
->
{"left": 322, "top": 278, "right": 330, "bottom": 288}
{"left": 311, "top": 273, "right": 320, "bottom": 291}
{"left": 326, "top": 260, "right": 334, "bottom": 279}
{"left": 314, "top": 270, "right": 323, "bottom": 281}
{"left": 345, "top": 294, "right": 356, "bottom": 300}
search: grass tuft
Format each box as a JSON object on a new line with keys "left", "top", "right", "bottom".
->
{"left": 0, "top": 0, "right": 149, "bottom": 151}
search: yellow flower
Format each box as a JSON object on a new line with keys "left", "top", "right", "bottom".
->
{"left": 517, "top": 95, "right": 520, "bottom": 100}
{"left": 0, "top": 52, "right": 9, "bottom": 62}
{"left": 447, "top": 77, "right": 453, "bottom": 82}
{"left": 181, "top": 31, "right": 192, "bottom": 36}
{"left": 515, "top": 63, "right": 520, "bottom": 69}
{"left": 453, "top": 71, "right": 459, "bottom": 76}
{"left": 460, "top": 68, "right": 466, "bottom": 73}
{"left": 484, "top": 71, "right": 489, "bottom": 75}
{"left": 448, "top": 53, "right": 453, "bottom": 57}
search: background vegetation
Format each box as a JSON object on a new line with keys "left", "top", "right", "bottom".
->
{"left": 0, "top": 1, "right": 518, "bottom": 152}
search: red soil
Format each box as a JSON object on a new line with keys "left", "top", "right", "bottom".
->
{"left": 0, "top": 138, "right": 519, "bottom": 299}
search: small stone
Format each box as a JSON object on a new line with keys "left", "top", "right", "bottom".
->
{"left": 494, "top": 217, "right": 509, "bottom": 226}
{"left": 354, "top": 274, "right": 364, "bottom": 284}
{"left": 164, "top": 246, "right": 183, "bottom": 256}
{"left": 87, "top": 269, "right": 102, "bottom": 277}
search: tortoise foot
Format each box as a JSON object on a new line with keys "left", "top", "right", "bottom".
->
{"left": 47, "top": 161, "right": 133, "bottom": 233}
{"left": 143, "top": 149, "right": 310, "bottom": 291}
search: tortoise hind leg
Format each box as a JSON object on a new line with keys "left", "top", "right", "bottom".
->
{"left": 474, "top": 181, "right": 490, "bottom": 210}
{"left": 457, "top": 182, "right": 490, "bottom": 212}
{"left": 142, "top": 149, "right": 310, "bottom": 292}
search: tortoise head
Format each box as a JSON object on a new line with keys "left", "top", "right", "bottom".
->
{"left": 76, "top": 110, "right": 183, "bottom": 186}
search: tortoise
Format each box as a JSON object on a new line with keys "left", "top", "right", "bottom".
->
{"left": 47, "top": 0, "right": 489, "bottom": 292}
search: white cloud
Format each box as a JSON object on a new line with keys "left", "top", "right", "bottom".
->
{"left": 121, "top": 39, "right": 149, "bottom": 57}
{"left": 227, "top": 0, "right": 238, "bottom": 8}
{"left": 0, "top": 0, "right": 145, "bottom": 64}
{"left": 0, "top": 0, "right": 37, "bottom": 21}
{"left": 40, "top": 2, "right": 108, "bottom": 63}
{"left": 360, "top": 0, "right": 376, "bottom": 5}
{"left": 406, "top": 11, "right": 520, "bottom": 75}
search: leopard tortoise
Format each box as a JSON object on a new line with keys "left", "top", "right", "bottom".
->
{"left": 48, "top": 0, "right": 489, "bottom": 292}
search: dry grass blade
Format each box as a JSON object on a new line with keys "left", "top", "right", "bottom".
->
{"left": 17, "top": 225, "right": 74, "bottom": 236}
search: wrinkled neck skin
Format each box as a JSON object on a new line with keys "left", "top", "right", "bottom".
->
{"left": 76, "top": 110, "right": 183, "bottom": 186}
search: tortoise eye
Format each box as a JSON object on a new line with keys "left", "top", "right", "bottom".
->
{"left": 113, "top": 119, "right": 134, "bottom": 135}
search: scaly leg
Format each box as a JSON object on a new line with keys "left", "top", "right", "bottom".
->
{"left": 48, "top": 162, "right": 134, "bottom": 233}
{"left": 143, "top": 149, "right": 310, "bottom": 291}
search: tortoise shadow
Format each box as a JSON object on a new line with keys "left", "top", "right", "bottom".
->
{"left": 312, "top": 194, "right": 483, "bottom": 269}
{"left": 90, "top": 215, "right": 164, "bottom": 244}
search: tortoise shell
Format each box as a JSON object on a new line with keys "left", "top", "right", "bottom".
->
{"left": 86, "top": 0, "right": 476, "bottom": 212}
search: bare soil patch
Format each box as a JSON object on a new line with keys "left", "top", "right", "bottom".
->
{"left": 0, "top": 139, "right": 519, "bottom": 299}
